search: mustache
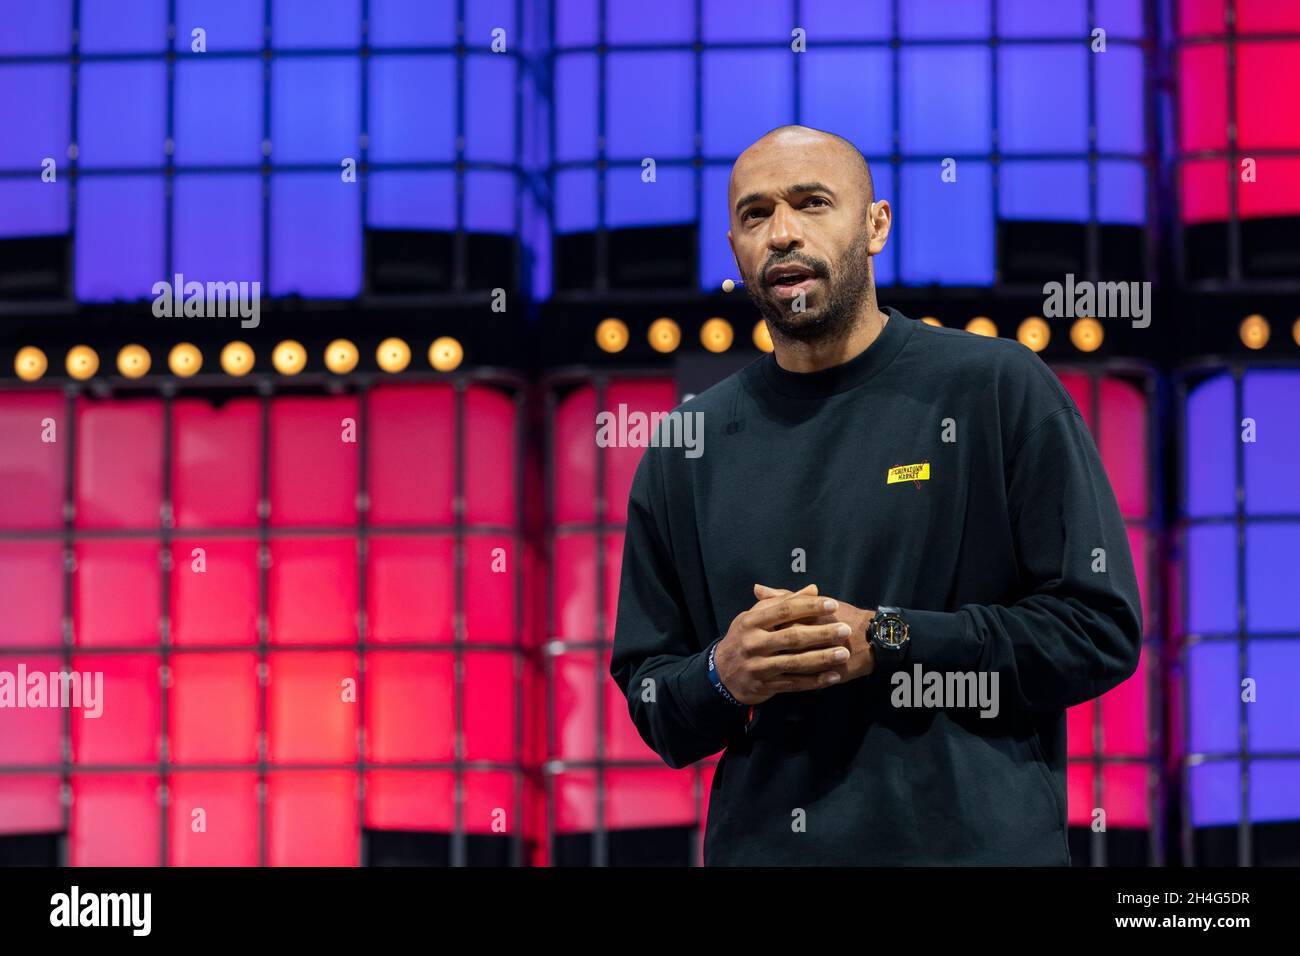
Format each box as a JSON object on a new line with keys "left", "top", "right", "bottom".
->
{"left": 760, "top": 257, "right": 828, "bottom": 285}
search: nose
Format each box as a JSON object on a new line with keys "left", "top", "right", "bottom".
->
{"left": 766, "top": 202, "right": 803, "bottom": 252}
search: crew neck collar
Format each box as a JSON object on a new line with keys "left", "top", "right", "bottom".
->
{"left": 756, "top": 306, "right": 915, "bottom": 399}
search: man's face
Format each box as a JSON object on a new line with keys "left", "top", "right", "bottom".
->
{"left": 727, "top": 137, "right": 888, "bottom": 344}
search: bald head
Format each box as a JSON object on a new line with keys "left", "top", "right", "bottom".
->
{"left": 732, "top": 125, "right": 875, "bottom": 218}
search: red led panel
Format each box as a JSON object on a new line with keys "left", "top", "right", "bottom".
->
{"left": 552, "top": 531, "right": 621, "bottom": 643}
{"left": 1178, "top": 44, "right": 1228, "bottom": 153}
{"left": 1181, "top": 158, "right": 1230, "bottom": 224}
{"left": 168, "top": 772, "right": 259, "bottom": 866}
{"left": 463, "top": 534, "right": 517, "bottom": 644}
{"left": 602, "top": 381, "right": 678, "bottom": 525}
{"left": 70, "top": 654, "right": 160, "bottom": 765}
{"left": 0, "top": 774, "right": 62, "bottom": 835}
{"left": 365, "top": 770, "right": 454, "bottom": 830}
{"left": 464, "top": 385, "right": 518, "bottom": 525}
{"left": 552, "top": 650, "right": 656, "bottom": 764}
{"left": 363, "top": 651, "right": 454, "bottom": 763}
{"left": 1239, "top": 157, "right": 1300, "bottom": 218}
{"left": 171, "top": 397, "right": 261, "bottom": 528}
{"left": 1237, "top": 42, "right": 1300, "bottom": 150}
{"left": 0, "top": 654, "right": 63, "bottom": 765}
{"left": 1237, "top": 0, "right": 1300, "bottom": 33}
{"left": 1068, "top": 699, "right": 1096, "bottom": 758}
{"left": 0, "top": 541, "right": 63, "bottom": 649}
{"left": 1068, "top": 763, "right": 1094, "bottom": 826}
{"left": 462, "top": 770, "right": 515, "bottom": 835}
{"left": 1103, "top": 763, "right": 1151, "bottom": 828}
{"left": 0, "top": 390, "right": 64, "bottom": 529}
{"left": 1178, "top": 0, "right": 1223, "bottom": 35}
{"left": 553, "top": 768, "right": 695, "bottom": 833}
{"left": 365, "top": 535, "right": 454, "bottom": 644}
{"left": 553, "top": 383, "right": 596, "bottom": 524}
{"left": 266, "top": 771, "right": 358, "bottom": 866}
{"left": 73, "top": 539, "right": 160, "bottom": 647}
{"left": 463, "top": 651, "right": 515, "bottom": 762}
{"left": 266, "top": 651, "right": 358, "bottom": 763}
{"left": 1103, "top": 644, "right": 1151, "bottom": 757}
{"left": 70, "top": 774, "right": 160, "bottom": 866}
{"left": 268, "top": 395, "right": 359, "bottom": 526}
{"left": 74, "top": 399, "right": 163, "bottom": 529}
{"left": 268, "top": 537, "right": 357, "bottom": 644}
{"left": 169, "top": 537, "right": 259, "bottom": 646}
{"left": 169, "top": 652, "right": 259, "bottom": 764}
{"left": 366, "top": 384, "right": 455, "bottom": 525}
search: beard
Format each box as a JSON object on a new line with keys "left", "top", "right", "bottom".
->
{"left": 745, "top": 228, "right": 875, "bottom": 346}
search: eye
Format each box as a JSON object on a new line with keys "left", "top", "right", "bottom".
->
{"left": 804, "top": 196, "right": 829, "bottom": 208}
{"left": 742, "top": 207, "right": 765, "bottom": 221}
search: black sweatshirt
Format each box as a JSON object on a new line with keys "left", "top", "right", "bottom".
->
{"left": 609, "top": 307, "right": 1142, "bottom": 866}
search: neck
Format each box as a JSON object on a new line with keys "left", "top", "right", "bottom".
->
{"left": 770, "top": 293, "right": 889, "bottom": 374}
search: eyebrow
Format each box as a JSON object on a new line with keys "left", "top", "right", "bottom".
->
{"left": 734, "top": 182, "right": 838, "bottom": 216}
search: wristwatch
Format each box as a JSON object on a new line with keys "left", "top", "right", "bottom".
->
{"left": 868, "top": 606, "right": 910, "bottom": 667}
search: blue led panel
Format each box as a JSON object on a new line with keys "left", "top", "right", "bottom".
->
{"left": 1096, "top": 46, "right": 1146, "bottom": 153}
{"left": 1187, "top": 640, "right": 1238, "bottom": 754}
{"left": 524, "top": 187, "right": 552, "bottom": 300}
{"left": 1185, "top": 373, "right": 1236, "bottom": 518}
{"left": 1098, "top": 160, "right": 1147, "bottom": 224}
{"left": 1243, "top": 371, "right": 1300, "bottom": 514}
{"left": 703, "top": 0, "right": 791, "bottom": 42}
{"left": 272, "top": 0, "right": 360, "bottom": 49}
{"left": 899, "top": 0, "right": 990, "bottom": 39}
{"left": 368, "top": 56, "right": 455, "bottom": 162}
{"left": 609, "top": 0, "right": 694, "bottom": 44}
{"left": 606, "top": 164, "right": 693, "bottom": 229}
{"left": 700, "top": 165, "right": 734, "bottom": 291}
{"left": 0, "top": 65, "right": 70, "bottom": 171}
{"left": 1186, "top": 524, "right": 1237, "bottom": 634}
{"left": 799, "top": 49, "right": 892, "bottom": 159}
{"left": 78, "top": 62, "right": 167, "bottom": 169}
{"left": 556, "top": 54, "right": 598, "bottom": 163}
{"left": 370, "top": 0, "right": 456, "bottom": 47}
{"left": 1096, "top": 0, "right": 1145, "bottom": 39}
{"left": 998, "top": 46, "right": 1088, "bottom": 153}
{"left": 367, "top": 171, "right": 456, "bottom": 230}
{"left": 465, "top": 55, "right": 516, "bottom": 163}
{"left": 75, "top": 176, "right": 164, "bottom": 301}
{"left": 0, "top": 0, "right": 71, "bottom": 54}
{"left": 1246, "top": 524, "right": 1300, "bottom": 631}
{"left": 0, "top": 179, "right": 69, "bottom": 237}
{"left": 998, "top": 0, "right": 1086, "bottom": 36}
{"left": 703, "top": 51, "right": 794, "bottom": 158}
{"left": 174, "top": 60, "right": 264, "bottom": 166}
{"left": 463, "top": 171, "right": 515, "bottom": 233}
{"left": 1189, "top": 761, "right": 1238, "bottom": 826}
{"left": 900, "top": 47, "right": 991, "bottom": 154}
{"left": 1248, "top": 641, "right": 1300, "bottom": 752}
{"left": 607, "top": 52, "right": 694, "bottom": 161}
{"left": 556, "top": 168, "right": 598, "bottom": 233}
{"left": 80, "top": 0, "right": 166, "bottom": 54}
{"left": 1251, "top": 761, "right": 1300, "bottom": 822}
{"left": 557, "top": 0, "right": 598, "bottom": 47}
{"left": 464, "top": 0, "right": 516, "bottom": 49}
{"left": 175, "top": 0, "right": 263, "bottom": 52}
{"left": 1000, "top": 160, "right": 1089, "bottom": 221}
{"left": 801, "top": 0, "right": 892, "bottom": 40}
{"left": 271, "top": 58, "right": 360, "bottom": 163}
{"left": 899, "top": 161, "right": 993, "bottom": 284}
{"left": 270, "top": 173, "right": 360, "bottom": 297}
{"left": 173, "top": 174, "right": 262, "bottom": 284}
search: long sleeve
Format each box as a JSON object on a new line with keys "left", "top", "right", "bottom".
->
{"left": 609, "top": 447, "right": 749, "bottom": 770}
{"left": 903, "top": 405, "right": 1143, "bottom": 713}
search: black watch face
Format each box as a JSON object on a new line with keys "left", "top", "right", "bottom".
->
{"left": 875, "top": 615, "right": 907, "bottom": 647}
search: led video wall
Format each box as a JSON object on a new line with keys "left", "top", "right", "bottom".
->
{"left": 1180, "top": 368, "right": 1300, "bottom": 865}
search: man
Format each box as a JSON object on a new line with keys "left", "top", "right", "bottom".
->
{"left": 608, "top": 125, "right": 1142, "bottom": 866}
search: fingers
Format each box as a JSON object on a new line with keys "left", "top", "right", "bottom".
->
{"left": 750, "top": 621, "right": 851, "bottom": 656}
{"left": 752, "top": 645, "right": 850, "bottom": 678}
{"left": 753, "top": 582, "right": 816, "bottom": 601}
{"left": 743, "top": 594, "right": 838, "bottom": 631}
{"left": 763, "top": 671, "right": 843, "bottom": 694}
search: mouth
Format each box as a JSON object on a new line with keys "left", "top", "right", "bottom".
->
{"left": 766, "top": 271, "right": 820, "bottom": 297}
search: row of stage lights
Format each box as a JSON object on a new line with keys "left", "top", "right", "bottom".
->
{"left": 596, "top": 312, "right": 1300, "bottom": 355}
{"left": 12, "top": 337, "right": 466, "bottom": 382}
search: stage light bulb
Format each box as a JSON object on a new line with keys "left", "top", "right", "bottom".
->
{"left": 376, "top": 337, "right": 411, "bottom": 373}
{"left": 701, "top": 318, "right": 734, "bottom": 353}
{"left": 920, "top": 316, "right": 942, "bottom": 327}
{"left": 66, "top": 345, "right": 98, "bottom": 380}
{"left": 15, "top": 346, "right": 47, "bottom": 381}
{"left": 429, "top": 336, "right": 463, "bottom": 372}
{"left": 324, "top": 339, "right": 359, "bottom": 374}
{"left": 596, "top": 318, "right": 629, "bottom": 353}
{"left": 753, "top": 320, "right": 773, "bottom": 353}
{"left": 117, "top": 344, "right": 151, "bottom": 378}
{"left": 169, "top": 343, "right": 202, "bottom": 377}
{"left": 272, "top": 340, "right": 307, "bottom": 375}
{"left": 1293, "top": 317, "right": 1300, "bottom": 348}
{"left": 221, "top": 341, "right": 254, "bottom": 376}
{"left": 1239, "top": 314, "right": 1269, "bottom": 350}
{"left": 965, "top": 317, "right": 997, "bottom": 338}
{"left": 1070, "top": 318, "right": 1103, "bottom": 353}
{"left": 648, "top": 318, "right": 681, "bottom": 353}
{"left": 1016, "top": 317, "right": 1051, "bottom": 353}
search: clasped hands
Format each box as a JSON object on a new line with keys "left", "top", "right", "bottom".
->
{"left": 711, "top": 582, "right": 876, "bottom": 706}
